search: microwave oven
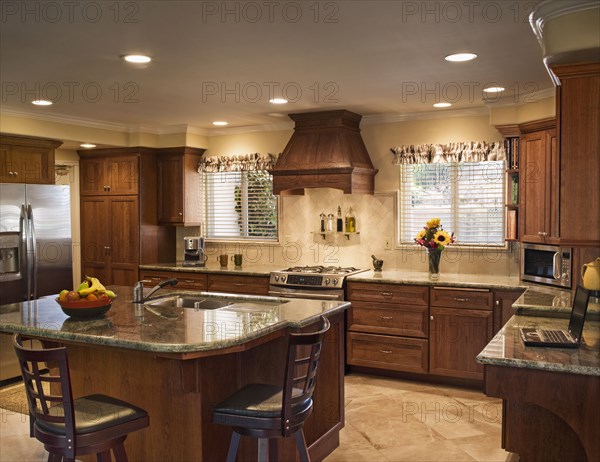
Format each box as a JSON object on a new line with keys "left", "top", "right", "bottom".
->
{"left": 521, "top": 243, "right": 572, "bottom": 288}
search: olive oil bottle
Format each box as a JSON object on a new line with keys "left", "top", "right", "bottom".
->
{"left": 345, "top": 207, "right": 356, "bottom": 233}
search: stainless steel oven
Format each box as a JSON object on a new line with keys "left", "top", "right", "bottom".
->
{"left": 521, "top": 243, "right": 572, "bottom": 288}
{"left": 269, "top": 266, "right": 366, "bottom": 301}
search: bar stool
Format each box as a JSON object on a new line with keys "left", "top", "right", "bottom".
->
{"left": 12, "top": 334, "right": 149, "bottom": 462}
{"left": 213, "top": 316, "right": 331, "bottom": 462}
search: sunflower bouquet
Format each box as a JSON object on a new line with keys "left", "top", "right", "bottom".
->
{"left": 414, "top": 218, "right": 455, "bottom": 250}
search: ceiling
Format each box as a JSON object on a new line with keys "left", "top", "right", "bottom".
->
{"left": 0, "top": 1, "right": 553, "bottom": 133}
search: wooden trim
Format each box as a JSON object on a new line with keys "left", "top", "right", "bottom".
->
{"left": 550, "top": 61, "right": 600, "bottom": 80}
{"left": 0, "top": 133, "right": 62, "bottom": 149}
{"left": 77, "top": 147, "right": 155, "bottom": 157}
{"left": 156, "top": 146, "right": 206, "bottom": 156}
{"left": 518, "top": 117, "right": 557, "bottom": 134}
{"left": 494, "top": 124, "right": 521, "bottom": 138}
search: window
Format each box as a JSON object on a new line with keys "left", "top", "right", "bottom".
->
{"left": 398, "top": 161, "right": 505, "bottom": 246}
{"left": 203, "top": 170, "right": 279, "bottom": 241}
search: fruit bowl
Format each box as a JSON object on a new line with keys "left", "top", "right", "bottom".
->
{"left": 56, "top": 296, "right": 115, "bottom": 318}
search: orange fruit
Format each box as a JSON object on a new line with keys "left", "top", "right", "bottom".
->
{"left": 86, "top": 294, "right": 98, "bottom": 301}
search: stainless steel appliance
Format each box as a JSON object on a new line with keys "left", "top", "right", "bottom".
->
{"left": 521, "top": 243, "right": 572, "bottom": 288}
{"left": 183, "top": 236, "right": 206, "bottom": 267}
{"left": 269, "top": 265, "right": 366, "bottom": 300}
{"left": 1, "top": 183, "right": 73, "bottom": 381}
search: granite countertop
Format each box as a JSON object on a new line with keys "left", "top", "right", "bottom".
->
{"left": 477, "top": 315, "right": 600, "bottom": 376}
{"left": 0, "top": 286, "right": 348, "bottom": 354}
{"left": 140, "top": 262, "right": 275, "bottom": 276}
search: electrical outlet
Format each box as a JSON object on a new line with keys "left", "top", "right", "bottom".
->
{"left": 384, "top": 237, "right": 392, "bottom": 250}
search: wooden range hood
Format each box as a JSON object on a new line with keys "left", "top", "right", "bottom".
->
{"left": 271, "top": 110, "right": 378, "bottom": 194}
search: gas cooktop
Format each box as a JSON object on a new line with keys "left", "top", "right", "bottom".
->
{"left": 270, "top": 266, "right": 366, "bottom": 289}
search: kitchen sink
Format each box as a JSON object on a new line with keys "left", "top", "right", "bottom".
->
{"left": 144, "top": 296, "right": 234, "bottom": 310}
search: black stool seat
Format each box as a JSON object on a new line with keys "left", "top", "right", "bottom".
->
{"left": 35, "top": 394, "right": 148, "bottom": 435}
{"left": 213, "top": 316, "right": 330, "bottom": 462}
{"left": 13, "top": 334, "right": 150, "bottom": 462}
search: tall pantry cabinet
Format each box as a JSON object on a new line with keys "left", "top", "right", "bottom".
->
{"left": 78, "top": 148, "right": 173, "bottom": 286}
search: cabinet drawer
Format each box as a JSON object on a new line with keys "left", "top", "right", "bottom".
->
{"left": 430, "top": 287, "right": 492, "bottom": 310}
{"left": 208, "top": 275, "right": 270, "bottom": 295}
{"left": 349, "top": 302, "right": 428, "bottom": 338}
{"left": 139, "top": 271, "right": 170, "bottom": 286}
{"left": 174, "top": 274, "right": 207, "bottom": 290}
{"left": 347, "top": 332, "right": 428, "bottom": 374}
{"left": 347, "top": 282, "right": 428, "bottom": 306}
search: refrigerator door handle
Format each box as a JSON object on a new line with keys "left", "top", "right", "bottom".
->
{"left": 20, "top": 204, "right": 30, "bottom": 301}
{"left": 27, "top": 204, "right": 38, "bottom": 300}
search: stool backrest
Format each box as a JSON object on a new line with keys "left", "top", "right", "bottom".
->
{"left": 12, "top": 334, "right": 77, "bottom": 459}
{"left": 282, "top": 316, "right": 330, "bottom": 436}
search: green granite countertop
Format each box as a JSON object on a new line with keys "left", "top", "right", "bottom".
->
{"left": 0, "top": 286, "right": 349, "bottom": 354}
{"left": 140, "top": 263, "right": 274, "bottom": 276}
{"left": 477, "top": 315, "right": 600, "bottom": 376}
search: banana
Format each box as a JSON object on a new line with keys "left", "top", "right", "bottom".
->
{"left": 78, "top": 276, "right": 105, "bottom": 296}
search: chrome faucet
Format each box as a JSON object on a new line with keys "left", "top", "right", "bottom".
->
{"left": 133, "top": 278, "right": 178, "bottom": 303}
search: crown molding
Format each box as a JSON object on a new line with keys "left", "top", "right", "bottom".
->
{"left": 530, "top": 0, "right": 599, "bottom": 46}
{"left": 361, "top": 107, "right": 489, "bottom": 125}
{"left": 482, "top": 86, "right": 556, "bottom": 108}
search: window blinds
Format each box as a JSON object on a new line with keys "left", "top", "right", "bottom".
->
{"left": 203, "top": 170, "right": 278, "bottom": 241}
{"left": 399, "top": 161, "right": 505, "bottom": 246}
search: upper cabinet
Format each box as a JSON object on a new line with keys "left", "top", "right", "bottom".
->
{"left": 80, "top": 152, "right": 139, "bottom": 196}
{"left": 551, "top": 62, "right": 600, "bottom": 246}
{"left": 157, "top": 147, "right": 205, "bottom": 226}
{"left": 0, "top": 134, "right": 61, "bottom": 184}
{"left": 518, "top": 119, "right": 558, "bottom": 244}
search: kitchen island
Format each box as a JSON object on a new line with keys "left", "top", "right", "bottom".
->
{"left": 0, "top": 287, "right": 349, "bottom": 462}
{"left": 477, "top": 308, "right": 600, "bottom": 462}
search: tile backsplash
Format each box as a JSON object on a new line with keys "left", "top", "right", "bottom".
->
{"left": 177, "top": 188, "right": 519, "bottom": 276}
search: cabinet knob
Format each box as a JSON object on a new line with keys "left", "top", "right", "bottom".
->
{"left": 179, "top": 212, "right": 183, "bottom": 216}
{"left": 496, "top": 300, "right": 500, "bottom": 306}
{"left": 430, "top": 315, "right": 434, "bottom": 320}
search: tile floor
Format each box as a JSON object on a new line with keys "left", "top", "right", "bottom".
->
{"left": 0, "top": 373, "right": 517, "bottom": 462}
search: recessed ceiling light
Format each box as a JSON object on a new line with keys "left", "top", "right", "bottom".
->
{"left": 122, "top": 54, "right": 152, "bottom": 64}
{"left": 433, "top": 102, "right": 452, "bottom": 108}
{"left": 445, "top": 53, "right": 478, "bottom": 62}
{"left": 212, "top": 121, "right": 228, "bottom": 126}
{"left": 32, "top": 100, "right": 52, "bottom": 106}
{"left": 269, "top": 98, "right": 288, "bottom": 104}
{"left": 80, "top": 143, "right": 96, "bottom": 149}
{"left": 483, "top": 86, "right": 506, "bottom": 93}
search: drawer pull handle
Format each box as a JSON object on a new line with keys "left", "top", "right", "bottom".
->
{"left": 379, "top": 349, "right": 393, "bottom": 354}
{"left": 234, "top": 283, "right": 245, "bottom": 287}
{"left": 380, "top": 316, "right": 393, "bottom": 320}
{"left": 380, "top": 292, "right": 393, "bottom": 297}
{"left": 454, "top": 297, "right": 469, "bottom": 302}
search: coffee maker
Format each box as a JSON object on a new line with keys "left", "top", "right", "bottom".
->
{"left": 183, "top": 236, "right": 206, "bottom": 267}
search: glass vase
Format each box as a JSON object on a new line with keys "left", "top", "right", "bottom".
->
{"left": 426, "top": 247, "right": 443, "bottom": 280}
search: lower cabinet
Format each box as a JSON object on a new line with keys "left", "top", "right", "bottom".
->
{"left": 139, "top": 270, "right": 207, "bottom": 291}
{"left": 207, "top": 274, "right": 270, "bottom": 295}
{"left": 347, "top": 282, "right": 499, "bottom": 383}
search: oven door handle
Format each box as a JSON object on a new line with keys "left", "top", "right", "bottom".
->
{"left": 268, "top": 290, "right": 341, "bottom": 300}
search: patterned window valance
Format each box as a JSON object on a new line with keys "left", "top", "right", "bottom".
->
{"left": 390, "top": 141, "right": 505, "bottom": 165}
{"left": 199, "top": 153, "right": 279, "bottom": 173}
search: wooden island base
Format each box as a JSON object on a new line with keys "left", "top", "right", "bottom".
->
{"left": 62, "top": 312, "right": 344, "bottom": 462}
{"left": 484, "top": 365, "right": 599, "bottom": 462}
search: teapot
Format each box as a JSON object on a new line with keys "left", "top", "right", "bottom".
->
{"left": 581, "top": 257, "right": 600, "bottom": 291}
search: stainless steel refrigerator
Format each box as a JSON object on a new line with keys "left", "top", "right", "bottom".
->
{"left": 1, "top": 183, "right": 73, "bottom": 381}
{"left": 1, "top": 183, "right": 73, "bottom": 305}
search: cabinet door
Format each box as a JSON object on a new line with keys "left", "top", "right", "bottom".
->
{"left": 108, "top": 196, "right": 139, "bottom": 286}
{"left": 207, "top": 274, "right": 269, "bottom": 295}
{"left": 348, "top": 301, "right": 428, "bottom": 338}
{"left": 493, "top": 289, "right": 524, "bottom": 335}
{"left": 0, "top": 144, "right": 16, "bottom": 183}
{"left": 10, "top": 145, "right": 54, "bottom": 184}
{"left": 108, "top": 156, "right": 138, "bottom": 195}
{"left": 520, "top": 131, "right": 549, "bottom": 243}
{"left": 80, "top": 158, "right": 108, "bottom": 195}
{"left": 429, "top": 307, "right": 493, "bottom": 380}
{"left": 80, "top": 197, "right": 110, "bottom": 282}
{"left": 157, "top": 155, "right": 184, "bottom": 224}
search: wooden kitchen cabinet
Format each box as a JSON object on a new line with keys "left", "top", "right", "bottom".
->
{"left": 429, "top": 287, "right": 493, "bottom": 380}
{"left": 207, "top": 274, "right": 270, "bottom": 295}
{"left": 80, "top": 196, "right": 139, "bottom": 286}
{"left": 0, "top": 134, "right": 61, "bottom": 184}
{"left": 78, "top": 147, "right": 169, "bottom": 286}
{"left": 157, "top": 147, "right": 205, "bottom": 226}
{"left": 80, "top": 154, "right": 139, "bottom": 196}
{"left": 519, "top": 120, "right": 558, "bottom": 244}
{"left": 347, "top": 282, "right": 429, "bottom": 374}
{"left": 493, "top": 289, "right": 525, "bottom": 334}
{"left": 139, "top": 270, "right": 207, "bottom": 291}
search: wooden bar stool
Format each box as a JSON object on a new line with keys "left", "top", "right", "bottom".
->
{"left": 213, "top": 316, "right": 330, "bottom": 462}
{"left": 12, "top": 334, "right": 149, "bottom": 462}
